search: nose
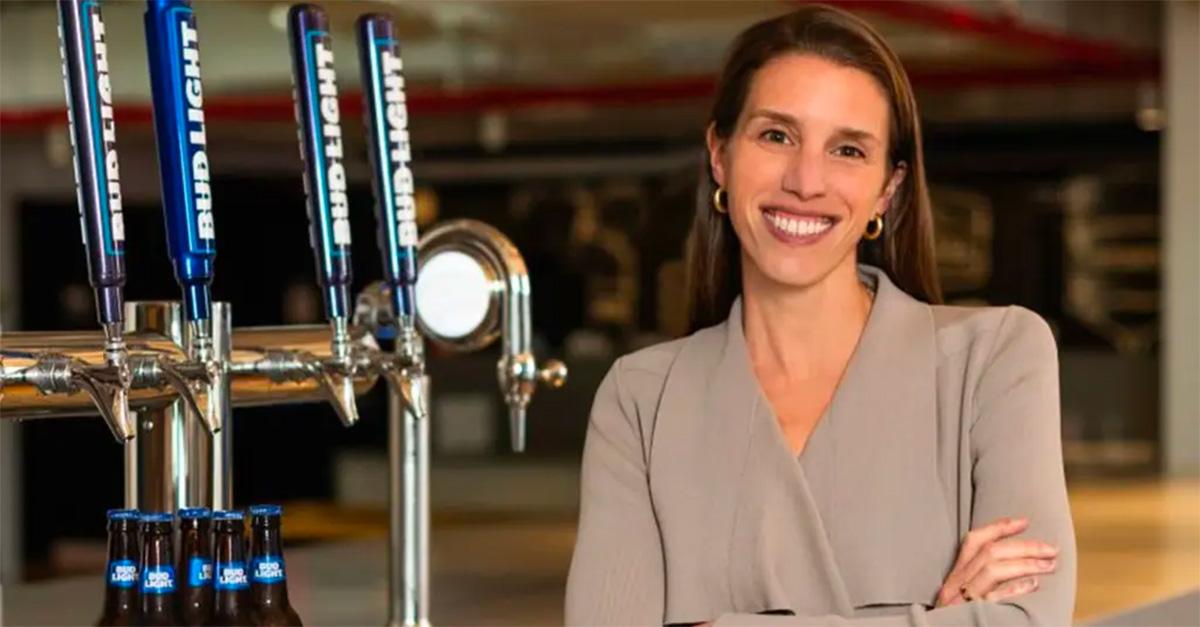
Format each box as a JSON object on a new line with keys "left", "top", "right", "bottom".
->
{"left": 781, "top": 145, "right": 827, "bottom": 200}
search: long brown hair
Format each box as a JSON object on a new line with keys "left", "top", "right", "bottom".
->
{"left": 685, "top": 4, "right": 942, "bottom": 332}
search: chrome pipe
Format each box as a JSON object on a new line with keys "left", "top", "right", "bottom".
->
{"left": 1, "top": 323, "right": 380, "bottom": 419}
{"left": 403, "top": 376, "right": 431, "bottom": 627}
{"left": 417, "top": 219, "right": 568, "bottom": 452}
{"left": 387, "top": 375, "right": 432, "bottom": 627}
{"left": 354, "top": 219, "right": 567, "bottom": 627}
{"left": 1, "top": 332, "right": 187, "bottom": 424}
{"left": 126, "top": 301, "right": 231, "bottom": 513}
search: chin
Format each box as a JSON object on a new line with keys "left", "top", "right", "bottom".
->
{"left": 757, "top": 256, "right": 833, "bottom": 290}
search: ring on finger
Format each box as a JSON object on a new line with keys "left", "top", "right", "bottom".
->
{"left": 960, "top": 584, "right": 975, "bottom": 602}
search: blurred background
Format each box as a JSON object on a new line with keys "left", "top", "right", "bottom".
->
{"left": 1, "top": 0, "right": 1197, "bottom": 624}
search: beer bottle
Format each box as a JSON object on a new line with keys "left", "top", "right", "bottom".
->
{"left": 248, "top": 505, "right": 302, "bottom": 626}
{"left": 139, "top": 512, "right": 180, "bottom": 626}
{"left": 211, "top": 510, "right": 252, "bottom": 626}
{"left": 96, "top": 509, "right": 140, "bottom": 626}
{"left": 178, "top": 507, "right": 214, "bottom": 625}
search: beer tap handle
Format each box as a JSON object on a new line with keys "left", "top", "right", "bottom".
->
{"left": 356, "top": 14, "right": 420, "bottom": 334}
{"left": 144, "top": 0, "right": 223, "bottom": 433}
{"left": 56, "top": 0, "right": 134, "bottom": 437}
{"left": 144, "top": 0, "right": 224, "bottom": 430}
{"left": 287, "top": 4, "right": 359, "bottom": 427}
{"left": 356, "top": 13, "right": 429, "bottom": 424}
{"left": 287, "top": 4, "right": 354, "bottom": 329}
{"left": 144, "top": 0, "right": 217, "bottom": 327}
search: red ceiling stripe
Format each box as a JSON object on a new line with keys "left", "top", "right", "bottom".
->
{"left": 1, "top": 2, "right": 1158, "bottom": 131}
{"left": 823, "top": 0, "right": 1157, "bottom": 68}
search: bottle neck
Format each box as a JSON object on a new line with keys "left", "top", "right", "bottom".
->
{"left": 107, "top": 522, "right": 139, "bottom": 564}
{"left": 251, "top": 521, "right": 283, "bottom": 557}
{"left": 215, "top": 526, "right": 245, "bottom": 563}
{"left": 141, "top": 526, "right": 173, "bottom": 567}
{"left": 180, "top": 521, "right": 211, "bottom": 557}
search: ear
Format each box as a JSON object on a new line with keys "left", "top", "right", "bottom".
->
{"left": 876, "top": 161, "right": 907, "bottom": 217}
{"left": 705, "top": 123, "right": 728, "bottom": 188}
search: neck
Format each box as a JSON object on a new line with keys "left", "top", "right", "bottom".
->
{"left": 741, "top": 255, "right": 873, "bottom": 382}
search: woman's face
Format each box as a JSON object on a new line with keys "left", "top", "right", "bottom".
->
{"left": 708, "top": 53, "right": 905, "bottom": 290}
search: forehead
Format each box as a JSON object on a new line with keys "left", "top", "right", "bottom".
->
{"left": 742, "top": 53, "right": 890, "bottom": 136}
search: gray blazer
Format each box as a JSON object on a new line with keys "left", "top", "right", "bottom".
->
{"left": 565, "top": 265, "right": 1077, "bottom": 626}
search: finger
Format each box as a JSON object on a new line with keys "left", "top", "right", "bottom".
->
{"left": 950, "top": 552, "right": 1056, "bottom": 606}
{"left": 944, "top": 525, "right": 1048, "bottom": 600}
{"left": 958, "top": 540, "right": 1059, "bottom": 592}
{"left": 983, "top": 576, "right": 1040, "bottom": 602}
{"left": 962, "top": 558, "right": 1057, "bottom": 600}
{"left": 936, "top": 584, "right": 967, "bottom": 608}
{"left": 949, "top": 517, "right": 1029, "bottom": 576}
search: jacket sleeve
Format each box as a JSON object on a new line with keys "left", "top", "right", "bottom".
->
{"left": 566, "top": 358, "right": 667, "bottom": 626}
{"left": 713, "top": 307, "right": 1078, "bottom": 627}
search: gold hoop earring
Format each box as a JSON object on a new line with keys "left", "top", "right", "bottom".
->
{"left": 712, "top": 187, "right": 728, "bottom": 214}
{"left": 864, "top": 214, "right": 884, "bottom": 240}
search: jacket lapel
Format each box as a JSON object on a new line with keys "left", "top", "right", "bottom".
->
{"left": 815, "top": 266, "right": 952, "bottom": 608}
{"left": 652, "top": 309, "right": 760, "bottom": 622}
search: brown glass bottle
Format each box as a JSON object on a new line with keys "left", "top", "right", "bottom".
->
{"left": 210, "top": 510, "right": 252, "bottom": 626}
{"left": 96, "top": 509, "right": 140, "bottom": 626}
{"left": 248, "top": 505, "right": 302, "bottom": 626}
{"left": 178, "top": 507, "right": 214, "bottom": 626}
{"left": 139, "top": 512, "right": 181, "bottom": 626}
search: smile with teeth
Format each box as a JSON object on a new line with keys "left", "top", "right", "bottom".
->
{"left": 763, "top": 209, "right": 835, "bottom": 238}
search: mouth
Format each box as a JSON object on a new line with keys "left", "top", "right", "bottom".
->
{"left": 761, "top": 206, "right": 838, "bottom": 244}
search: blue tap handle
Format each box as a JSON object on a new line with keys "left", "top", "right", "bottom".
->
{"left": 144, "top": 0, "right": 215, "bottom": 324}
{"left": 56, "top": 0, "right": 126, "bottom": 330}
{"left": 356, "top": 14, "right": 418, "bottom": 324}
{"left": 356, "top": 14, "right": 419, "bottom": 324}
{"left": 287, "top": 4, "right": 353, "bottom": 322}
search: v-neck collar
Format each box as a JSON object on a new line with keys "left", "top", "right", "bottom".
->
{"left": 723, "top": 264, "right": 941, "bottom": 608}
{"left": 652, "top": 264, "right": 942, "bottom": 620}
{"left": 724, "top": 265, "right": 885, "bottom": 465}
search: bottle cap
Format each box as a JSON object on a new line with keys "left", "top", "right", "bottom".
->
{"left": 249, "top": 504, "right": 283, "bottom": 517}
{"left": 107, "top": 509, "right": 140, "bottom": 521}
{"left": 178, "top": 507, "right": 212, "bottom": 520}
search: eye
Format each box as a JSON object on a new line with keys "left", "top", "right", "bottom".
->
{"left": 759, "top": 128, "right": 791, "bottom": 145}
{"left": 834, "top": 145, "right": 866, "bottom": 159}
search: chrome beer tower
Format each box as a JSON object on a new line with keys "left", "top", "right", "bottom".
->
{"left": 0, "top": 3, "right": 565, "bottom": 625}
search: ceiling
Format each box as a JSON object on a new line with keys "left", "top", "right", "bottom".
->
{"left": 0, "top": 0, "right": 1162, "bottom": 139}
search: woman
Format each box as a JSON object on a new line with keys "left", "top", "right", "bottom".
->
{"left": 565, "top": 5, "right": 1076, "bottom": 626}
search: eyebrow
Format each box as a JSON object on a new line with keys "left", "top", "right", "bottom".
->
{"left": 746, "top": 109, "right": 881, "bottom": 146}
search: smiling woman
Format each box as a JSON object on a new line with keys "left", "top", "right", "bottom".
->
{"left": 566, "top": 4, "right": 1076, "bottom": 627}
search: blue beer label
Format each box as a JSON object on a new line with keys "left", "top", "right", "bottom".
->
{"left": 188, "top": 556, "right": 213, "bottom": 587}
{"left": 106, "top": 559, "right": 138, "bottom": 588}
{"left": 141, "top": 564, "right": 176, "bottom": 595}
{"left": 215, "top": 561, "right": 249, "bottom": 590}
{"left": 250, "top": 555, "right": 286, "bottom": 584}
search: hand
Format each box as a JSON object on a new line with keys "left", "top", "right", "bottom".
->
{"left": 935, "top": 516, "right": 1059, "bottom": 607}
